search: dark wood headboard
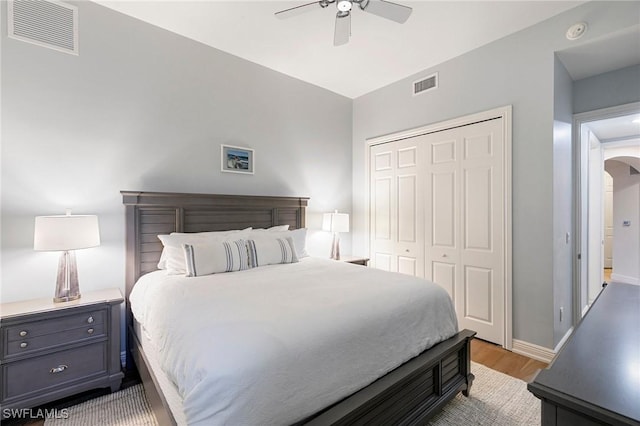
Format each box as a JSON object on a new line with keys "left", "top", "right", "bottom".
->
{"left": 121, "top": 191, "right": 309, "bottom": 302}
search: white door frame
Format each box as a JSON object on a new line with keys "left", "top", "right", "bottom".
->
{"left": 365, "top": 105, "right": 513, "bottom": 350}
{"left": 572, "top": 101, "right": 640, "bottom": 324}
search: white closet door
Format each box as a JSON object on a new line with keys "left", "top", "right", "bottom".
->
{"left": 370, "top": 139, "right": 424, "bottom": 277}
{"left": 425, "top": 118, "right": 505, "bottom": 345}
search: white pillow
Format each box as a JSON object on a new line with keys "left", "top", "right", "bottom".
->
{"left": 252, "top": 225, "right": 290, "bottom": 232}
{"left": 248, "top": 228, "right": 308, "bottom": 258}
{"left": 158, "top": 228, "right": 252, "bottom": 274}
{"left": 169, "top": 227, "right": 252, "bottom": 238}
{"left": 182, "top": 239, "right": 250, "bottom": 277}
{"left": 246, "top": 237, "right": 298, "bottom": 267}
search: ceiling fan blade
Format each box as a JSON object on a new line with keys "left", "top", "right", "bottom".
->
{"left": 275, "top": 2, "right": 321, "bottom": 19}
{"left": 361, "top": 0, "right": 412, "bottom": 24}
{"left": 334, "top": 12, "right": 351, "bottom": 46}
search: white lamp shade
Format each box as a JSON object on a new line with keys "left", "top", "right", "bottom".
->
{"left": 322, "top": 211, "right": 349, "bottom": 233}
{"left": 34, "top": 215, "right": 100, "bottom": 251}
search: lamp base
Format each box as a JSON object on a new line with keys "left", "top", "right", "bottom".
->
{"left": 53, "top": 294, "right": 81, "bottom": 303}
{"left": 53, "top": 250, "right": 81, "bottom": 303}
{"left": 330, "top": 233, "right": 341, "bottom": 260}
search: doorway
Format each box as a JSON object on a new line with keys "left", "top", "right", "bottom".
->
{"left": 574, "top": 102, "right": 640, "bottom": 321}
{"left": 603, "top": 170, "right": 613, "bottom": 277}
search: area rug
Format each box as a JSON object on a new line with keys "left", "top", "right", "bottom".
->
{"left": 428, "top": 362, "right": 540, "bottom": 425}
{"left": 45, "top": 362, "right": 539, "bottom": 425}
{"left": 44, "top": 384, "right": 157, "bottom": 426}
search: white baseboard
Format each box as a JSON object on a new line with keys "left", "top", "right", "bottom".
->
{"left": 553, "top": 327, "right": 573, "bottom": 354}
{"left": 512, "top": 339, "right": 556, "bottom": 363}
{"left": 610, "top": 273, "right": 639, "bottom": 285}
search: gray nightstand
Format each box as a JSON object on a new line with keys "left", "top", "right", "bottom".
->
{"left": 0, "top": 288, "right": 124, "bottom": 418}
{"left": 338, "top": 256, "right": 369, "bottom": 266}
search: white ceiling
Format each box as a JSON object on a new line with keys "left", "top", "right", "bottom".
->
{"left": 96, "top": 0, "right": 583, "bottom": 98}
{"left": 586, "top": 114, "right": 640, "bottom": 143}
{"left": 556, "top": 25, "right": 640, "bottom": 81}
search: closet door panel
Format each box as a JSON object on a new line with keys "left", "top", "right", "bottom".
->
{"left": 398, "top": 256, "right": 417, "bottom": 276}
{"left": 424, "top": 118, "right": 504, "bottom": 345}
{"left": 370, "top": 146, "right": 396, "bottom": 272}
{"left": 395, "top": 139, "right": 424, "bottom": 277}
{"left": 375, "top": 253, "right": 392, "bottom": 272}
{"left": 370, "top": 141, "right": 423, "bottom": 277}
{"left": 426, "top": 136, "right": 459, "bottom": 285}
{"left": 432, "top": 171, "right": 456, "bottom": 248}
{"left": 432, "top": 261, "right": 456, "bottom": 300}
{"left": 374, "top": 177, "right": 393, "bottom": 241}
{"left": 458, "top": 120, "right": 504, "bottom": 345}
{"left": 397, "top": 174, "right": 417, "bottom": 243}
{"left": 463, "top": 167, "right": 493, "bottom": 251}
{"left": 464, "top": 265, "right": 493, "bottom": 323}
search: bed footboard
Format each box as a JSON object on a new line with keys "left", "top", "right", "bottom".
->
{"left": 302, "top": 329, "right": 476, "bottom": 426}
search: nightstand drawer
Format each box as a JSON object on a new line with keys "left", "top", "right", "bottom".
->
{"left": 2, "top": 343, "right": 107, "bottom": 401}
{"left": 5, "top": 323, "right": 105, "bottom": 357}
{"left": 5, "top": 310, "right": 105, "bottom": 341}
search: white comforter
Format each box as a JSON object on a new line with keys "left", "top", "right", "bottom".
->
{"left": 129, "top": 257, "right": 458, "bottom": 426}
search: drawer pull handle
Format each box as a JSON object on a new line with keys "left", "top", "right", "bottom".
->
{"left": 87, "top": 328, "right": 94, "bottom": 334}
{"left": 20, "top": 342, "right": 28, "bottom": 348}
{"left": 19, "top": 331, "right": 28, "bottom": 337}
{"left": 50, "top": 365, "right": 68, "bottom": 374}
{"left": 87, "top": 316, "right": 94, "bottom": 324}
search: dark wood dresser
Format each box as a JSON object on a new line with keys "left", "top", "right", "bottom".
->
{"left": 528, "top": 282, "right": 640, "bottom": 426}
{"left": 0, "top": 289, "right": 124, "bottom": 419}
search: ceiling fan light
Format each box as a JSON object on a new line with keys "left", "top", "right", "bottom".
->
{"left": 337, "top": 0, "right": 352, "bottom": 12}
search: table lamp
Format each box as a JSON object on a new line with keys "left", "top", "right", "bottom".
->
{"left": 322, "top": 209, "right": 349, "bottom": 260}
{"left": 34, "top": 211, "right": 100, "bottom": 302}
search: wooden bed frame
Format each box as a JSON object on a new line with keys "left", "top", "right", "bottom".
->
{"left": 122, "top": 190, "right": 475, "bottom": 426}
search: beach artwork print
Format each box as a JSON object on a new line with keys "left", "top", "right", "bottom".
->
{"left": 221, "top": 145, "right": 254, "bottom": 174}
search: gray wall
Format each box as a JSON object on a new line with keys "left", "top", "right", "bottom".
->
{"left": 552, "top": 56, "right": 574, "bottom": 346}
{"left": 574, "top": 64, "right": 640, "bottom": 114}
{"left": 0, "top": 1, "right": 352, "bottom": 303}
{"left": 352, "top": 1, "right": 640, "bottom": 349}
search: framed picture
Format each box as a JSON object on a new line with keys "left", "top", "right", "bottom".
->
{"left": 221, "top": 145, "right": 254, "bottom": 174}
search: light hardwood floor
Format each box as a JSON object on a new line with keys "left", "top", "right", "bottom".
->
{"left": 471, "top": 338, "right": 548, "bottom": 382}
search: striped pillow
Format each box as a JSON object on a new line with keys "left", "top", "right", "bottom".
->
{"left": 246, "top": 237, "right": 298, "bottom": 268}
{"left": 182, "top": 239, "right": 250, "bottom": 277}
{"left": 158, "top": 228, "right": 251, "bottom": 274}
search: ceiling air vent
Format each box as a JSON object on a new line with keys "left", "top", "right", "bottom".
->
{"left": 413, "top": 73, "right": 438, "bottom": 96}
{"left": 8, "top": 0, "right": 78, "bottom": 55}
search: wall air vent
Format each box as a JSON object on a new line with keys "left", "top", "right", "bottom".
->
{"left": 413, "top": 73, "right": 438, "bottom": 96}
{"left": 8, "top": 0, "right": 78, "bottom": 55}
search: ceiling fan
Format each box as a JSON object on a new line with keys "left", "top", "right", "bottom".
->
{"left": 275, "top": 0, "right": 412, "bottom": 46}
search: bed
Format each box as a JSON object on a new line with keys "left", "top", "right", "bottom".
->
{"left": 122, "top": 190, "right": 475, "bottom": 425}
